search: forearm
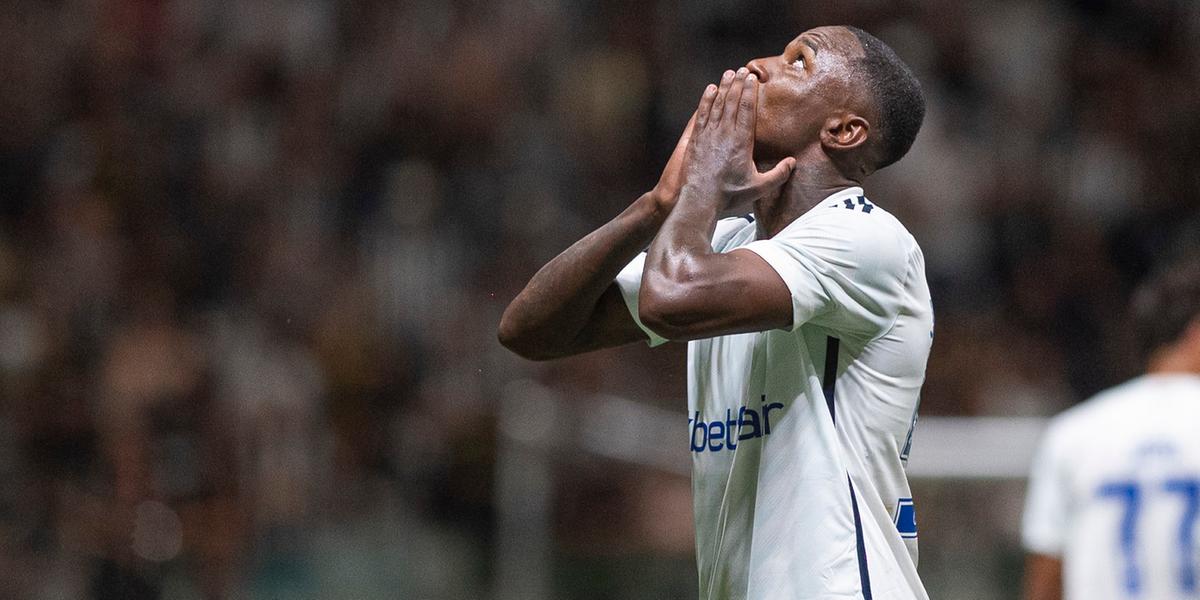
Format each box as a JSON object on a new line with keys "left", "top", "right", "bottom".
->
{"left": 633, "top": 68, "right": 796, "bottom": 340}
{"left": 644, "top": 182, "right": 722, "bottom": 283}
{"left": 638, "top": 180, "right": 740, "bottom": 338}
{"left": 498, "top": 193, "right": 668, "bottom": 357}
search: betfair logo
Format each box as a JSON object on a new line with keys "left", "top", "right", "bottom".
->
{"left": 688, "top": 395, "right": 784, "bottom": 453}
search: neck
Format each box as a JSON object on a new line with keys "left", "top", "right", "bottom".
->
{"left": 1146, "top": 323, "right": 1200, "bottom": 376}
{"left": 1147, "top": 350, "right": 1200, "bottom": 376}
{"left": 754, "top": 148, "right": 861, "bottom": 239}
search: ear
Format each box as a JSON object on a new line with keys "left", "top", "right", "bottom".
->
{"left": 819, "top": 112, "right": 870, "bottom": 151}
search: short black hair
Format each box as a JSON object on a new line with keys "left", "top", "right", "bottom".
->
{"left": 844, "top": 26, "right": 925, "bottom": 171}
{"left": 1132, "top": 257, "right": 1200, "bottom": 360}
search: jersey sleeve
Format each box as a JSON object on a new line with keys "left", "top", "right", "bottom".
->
{"left": 740, "top": 205, "right": 911, "bottom": 337}
{"left": 711, "top": 215, "right": 755, "bottom": 252}
{"left": 613, "top": 252, "right": 669, "bottom": 347}
{"left": 1021, "top": 420, "right": 1071, "bottom": 556}
{"left": 611, "top": 217, "right": 751, "bottom": 348}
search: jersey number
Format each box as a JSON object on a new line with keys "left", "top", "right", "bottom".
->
{"left": 1097, "top": 477, "right": 1200, "bottom": 595}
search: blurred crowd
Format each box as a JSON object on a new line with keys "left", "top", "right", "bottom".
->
{"left": 0, "top": 0, "right": 1198, "bottom": 598}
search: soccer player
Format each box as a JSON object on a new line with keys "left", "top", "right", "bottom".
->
{"left": 1022, "top": 259, "right": 1200, "bottom": 600}
{"left": 500, "top": 26, "right": 930, "bottom": 599}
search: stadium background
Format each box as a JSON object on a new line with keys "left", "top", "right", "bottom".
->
{"left": 1, "top": 0, "right": 1199, "bottom": 598}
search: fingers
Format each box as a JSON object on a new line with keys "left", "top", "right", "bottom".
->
{"left": 678, "top": 111, "right": 697, "bottom": 148}
{"left": 698, "top": 68, "right": 755, "bottom": 130}
{"left": 723, "top": 68, "right": 749, "bottom": 127}
{"left": 695, "top": 84, "right": 718, "bottom": 129}
{"left": 667, "top": 111, "right": 697, "bottom": 161}
{"left": 755, "top": 157, "right": 796, "bottom": 193}
{"left": 735, "top": 73, "right": 758, "bottom": 132}
{"left": 708, "top": 70, "right": 735, "bottom": 125}
{"left": 659, "top": 111, "right": 697, "bottom": 193}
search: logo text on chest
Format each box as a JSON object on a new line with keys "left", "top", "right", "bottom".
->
{"left": 689, "top": 395, "right": 785, "bottom": 453}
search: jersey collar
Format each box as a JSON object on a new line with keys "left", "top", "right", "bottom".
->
{"left": 748, "top": 186, "right": 865, "bottom": 219}
{"left": 818, "top": 186, "right": 866, "bottom": 211}
{"left": 747, "top": 186, "right": 867, "bottom": 236}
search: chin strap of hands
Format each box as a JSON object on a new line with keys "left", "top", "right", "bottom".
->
{"left": 681, "top": 68, "right": 796, "bottom": 214}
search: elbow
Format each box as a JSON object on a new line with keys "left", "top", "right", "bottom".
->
{"left": 638, "top": 278, "right": 700, "bottom": 341}
{"left": 497, "top": 312, "right": 559, "bottom": 361}
{"left": 496, "top": 315, "right": 523, "bottom": 354}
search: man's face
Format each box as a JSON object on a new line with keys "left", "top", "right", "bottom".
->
{"left": 744, "top": 26, "right": 867, "bottom": 161}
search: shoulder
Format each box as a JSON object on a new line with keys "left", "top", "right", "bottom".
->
{"left": 804, "top": 192, "right": 914, "bottom": 247}
{"left": 770, "top": 193, "right": 918, "bottom": 283}
{"left": 1040, "top": 377, "right": 1150, "bottom": 449}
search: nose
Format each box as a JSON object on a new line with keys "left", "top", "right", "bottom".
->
{"left": 746, "top": 57, "right": 770, "bottom": 82}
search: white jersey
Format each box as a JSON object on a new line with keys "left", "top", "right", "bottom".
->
{"left": 1022, "top": 374, "right": 1200, "bottom": 600}
{"left": 616, "top": 187, "right": 933, "bottom": 599}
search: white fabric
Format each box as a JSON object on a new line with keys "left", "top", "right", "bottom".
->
{"left": 614, "top": 252, "right": 670, "bottom": 347}
{"left": 617, "top": 187, "right": 933, "bottom": 599}
{"left": 1022, "top": 373, "right": 1200, "bottom": 600}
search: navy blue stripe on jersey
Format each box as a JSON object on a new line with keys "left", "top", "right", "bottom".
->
{"left": 849, "top": 478, "right": 874, "bottom": 599}
{"left": 823, "top": 337, "right": 840, "bottom": 423}
{"left": 824, "top": 339, "right": 872, "bottom": 598}
{"left": 741, "top": 214, "right": 755, "bottom": 223}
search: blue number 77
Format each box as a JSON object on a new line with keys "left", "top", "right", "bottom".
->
{"left": 1098, "top": 478, "right": 1200, "bottom": 595}
{"left": 1165, "top": 479, "right": 1199, "bottom": 593}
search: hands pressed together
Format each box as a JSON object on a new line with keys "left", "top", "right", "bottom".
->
{"left": 499, "top": 68, "right": 801, "bottom": 360}
{"left": 501, "top": 68, "right": 804, "bottom": 359}
{"left": 651, "top": 68, "right": 796, "bottom": 214}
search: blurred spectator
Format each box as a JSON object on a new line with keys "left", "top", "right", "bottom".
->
{"left": 0, "top": 0, "right": 1197, "bottom": 597}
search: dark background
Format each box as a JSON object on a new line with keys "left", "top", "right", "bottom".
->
{"left": 1, "top": 0, "right": 1198, "bottom": 597}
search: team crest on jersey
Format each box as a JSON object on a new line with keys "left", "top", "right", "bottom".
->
{"left": 688, "top": 395, "right": 784, "bottom": 453}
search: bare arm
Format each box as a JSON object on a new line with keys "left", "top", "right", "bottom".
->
{"left": 498, "top": 117, "right": 695, "bottom": 360}
{"left": 498, "top": 195, "right": 665, "bottom": 360}
{"left": 1023, "top": 553, "right": 1063, "bottom": 600}
{"left": 640, "top": 69, "right": 796, "bottom": 340}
